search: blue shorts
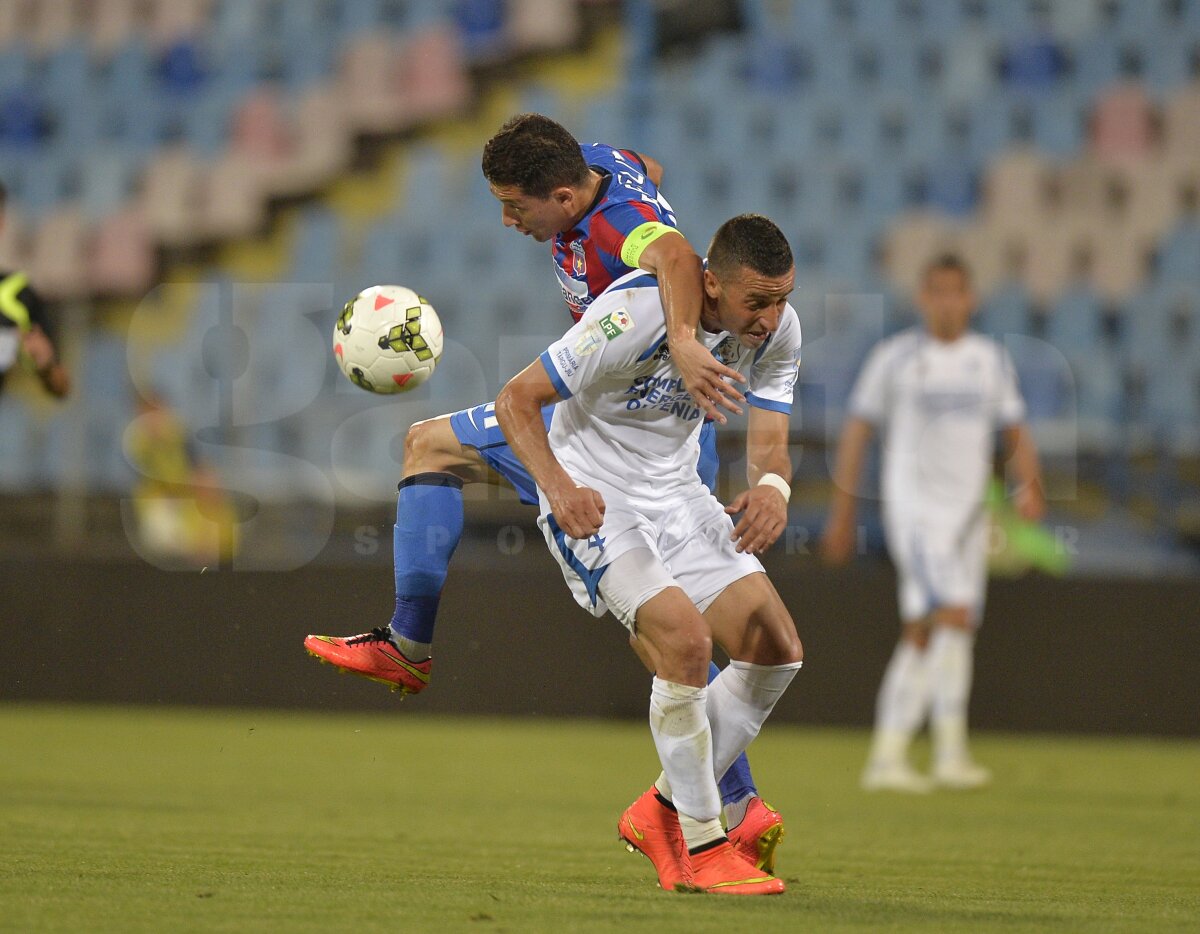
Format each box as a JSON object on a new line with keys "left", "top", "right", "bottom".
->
{"left": 449, "top": 401, "right": 719, "bottom": 506}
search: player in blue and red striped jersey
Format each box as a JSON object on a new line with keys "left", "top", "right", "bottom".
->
{"left": 305, "top": 115, "right": 785, "bottom": 876}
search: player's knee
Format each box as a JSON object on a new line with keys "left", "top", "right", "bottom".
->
{"left": 403, "top": 417, "right": 454, "bottom": 473}
{"left": 662, "top": 627, "right": 712, "bottom": 675}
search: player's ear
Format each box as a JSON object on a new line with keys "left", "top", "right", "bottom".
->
{"left": 551, "top": 186, "right": 575, "bottom": 211}
{"left": 703, "top": 268, "right": 721, "bottom": 301}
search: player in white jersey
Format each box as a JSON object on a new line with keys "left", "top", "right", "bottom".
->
{"left": 496, "top": 215, "right": 803, "bottom": 895}
{"left": 821, "top": 254, "right": 1045, "bottom": 792}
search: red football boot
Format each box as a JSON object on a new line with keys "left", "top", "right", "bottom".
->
{"left": 689, "top": 839, "right": 786, "bottom": 895}
{"left": 727, "top": 796, "right": 785, "bottom": 873}
{"left": 304, "top": 628, "right": 431, "bottom": 695}
{"left": 618, "top": 788, "right": 692, "bottom": 891}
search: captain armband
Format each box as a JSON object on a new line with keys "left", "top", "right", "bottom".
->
{"left": 619, "top": 222, "right": 681, "bottom": 268}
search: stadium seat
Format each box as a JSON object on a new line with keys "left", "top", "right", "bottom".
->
{"left": 1028, "top": 92, "right": 1086, "bottom": 156}
{"left": 978, "top": 281, "right": 1033, "bottom": 339}
{"left": 1157, "top": 218, "right": 1200, "bottom": 283}
{"left": 27, "top": 206, "right": 91, "bottom": 301}
{"left": 28, "top": 0, "right": 80, "bottom": 55}
{"left": 90, "top": 0, "right": 141, "bottom": 57}
{"left": 139, "top": 145, "right": 206, "bottom": 248}
{"left": 198, "top": 151, "right": 267, "bottom": 241}
{"left": 400, "top": 25, "right": 471, "bottom": 124}
{"left": 507, "top": 0, "right": 581, "bottom": 54}
{"left": 337, "top": 34, "right": 409, "bottom": 133}
{"left": 89, "top": 206, "right": 157, "bottom": 298}
{"left": 1047, "top": 284, "right": 1105, "bottom": 357}
{"left": 1090, "top": 82, "right": 1155, "bottom": 166}
{"left": 981, "top": 148, "right": 1054, "bottom": 238}
{"left": 147, "top": 0, "right": 212, "bottom": 49}
{"left": 1161, "top": 81, "right": 1200, "bottom": 160}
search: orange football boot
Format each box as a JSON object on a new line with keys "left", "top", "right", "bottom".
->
{"left": 618, "top": 788, "right": 692, "bottom": 891}
{"left": 727, "top": 796, "right": 785, "bottom": 873}
{"left": 689, "top": 839, "right": 786, "bottom": 895}
{"left": 304, "top": 628, "right": 431, "bottom": 695}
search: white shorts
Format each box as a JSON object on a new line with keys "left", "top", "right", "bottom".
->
{"left": 884, "top": 510, "right": 989, "bottom": 625}
{"left": 537, "top": 489, "right": 763, "bottom": 632}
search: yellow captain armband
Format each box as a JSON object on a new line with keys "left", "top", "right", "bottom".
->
{"left": 620, "top": 222, "right": 680, "bottom": 268}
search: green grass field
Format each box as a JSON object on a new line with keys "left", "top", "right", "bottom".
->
{"left": 1, "top": 705, "right": 1196, "bottom": 933}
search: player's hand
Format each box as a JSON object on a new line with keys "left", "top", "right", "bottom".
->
{"left": 670, "top": 335, "right": 745, "bottom": 425}
{"left": 1014, "top": 482, "right": 1046, "bottom": 522}
{"left": 21, "top": 326, "right": 56, "bottom": 371}
{"left": 726, "top": 486, "right": 787, "bottom": 555}
{"left": 548, "top": 483, "right": 606, "bottom": 540}
{"left": 818, "top": 516, "right": 856, "bottom": 567}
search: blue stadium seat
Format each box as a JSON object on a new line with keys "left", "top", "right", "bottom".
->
{"left": 1028, "top": 93, "right": 1086, "bottom": 156}
{"left": 1006, "top": 332, "right": 1071, "bottom": 421}
{"left": 978, "top": 283, "right": 1032, "bottom": 338}
{"left": 289, "top": 207, "right": 343, "bottom": 284}
{"left": 1157, "top": 219, "right": 1200, "bottom": 283}
{"left": 1068, "top": 33, "right": 1123, "bottom": 94}
{"left": 1047, "top": 285, "right": 1105, "bottom": 357}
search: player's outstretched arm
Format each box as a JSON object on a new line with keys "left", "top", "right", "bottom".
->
{"left": 495, "top": 363, "right": 605, "bottom": 539}
{"left": 635, "top": 232, "right": 746, "bottom": 424}
{"left": 22, "top": 326, "right": 69, "bottom": 398}
{"left": 726, "top": 408, "right": 792, "bottom": 555}
{"left": 1002, "top": 423, "right": 1046, "bottom": 521}
{"left": 820, "top": 416, "right": 874, "bottom": 566}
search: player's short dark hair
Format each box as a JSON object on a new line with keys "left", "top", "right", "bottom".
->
{"left": 707, "top": 214, "right": 794, "bottom": 282}
{"left": 481, "top": 113, "right": 589, "bottom": 199}
{"left": 923, "top": 252, "right": 972, "bottom": 285}
{"left": 0, "top": 180, "right": 7, "bottom": 211}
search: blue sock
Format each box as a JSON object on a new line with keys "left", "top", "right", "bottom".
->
{"left": 711, "top": 660, "right": 760, "bottom": 806}
{"left": 389, "top": 473, "right": 464, "bottom": 652}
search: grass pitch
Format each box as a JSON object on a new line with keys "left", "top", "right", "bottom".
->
{"left": 1, "top": 705, "right": 1196, "bottom": 933}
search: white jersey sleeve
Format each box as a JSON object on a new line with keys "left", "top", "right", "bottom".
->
{"left": 539, "top": 281, "right": 663, "bottom": 399}
{"left": 746, "top": 306, "right": 802, "bottom": 414}
{"left": 847, "top": 338, "right": 899, "bottom": 425}
{"left": 995, "top": 344, "right": 1026, "bottom": 427}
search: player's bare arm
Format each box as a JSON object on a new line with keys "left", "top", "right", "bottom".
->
{"left": 634, "top": 151, "right": 664, "bottom": 188}
{"left": 22, "top": 325, "right": 69, "bottom": 398}
{"left": 636, "top": 231, "right": 747, "bottom": 423}
{"left": 727, "top": 408, "right": 792, "bottom": 555}
{"left": 495, "top": 362, "right": 605, "bottom": 540}
{"left": 820, "top": 415, "right": 875, "bottom": 565}
{"left": 1002, "top": 423, "right": 1046, "bottom": 521}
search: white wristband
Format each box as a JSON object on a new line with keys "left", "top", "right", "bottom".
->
{"left": 757, "top": 472, "right": 791, "bottom": 502}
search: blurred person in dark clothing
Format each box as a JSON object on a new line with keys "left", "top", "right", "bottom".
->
{"left": 0, "top": 182, "right": 69, "bottom": 399}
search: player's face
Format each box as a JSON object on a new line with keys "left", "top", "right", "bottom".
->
{"left": 919, "top": 267, "right": 975, "bottom": 339}
{"left": 489, "top": 183, "right": 573, "bottom": 242}
{"left": 707, "top": 265, "right": 795, "bottom": 349}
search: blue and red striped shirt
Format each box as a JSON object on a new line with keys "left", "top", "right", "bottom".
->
{"left": 552, "top": 144, "right": 678, "bottom": 322}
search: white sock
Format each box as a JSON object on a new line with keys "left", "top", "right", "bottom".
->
{"left": 392, "top": 635, "right": 431, "bottom": 660}
{"left": 722, "top": 795, "right": 752, "bottom": 831}
{"left": 707, "top": 660, "right": 803, "bottom": 783}
{"left": 869, "top": 640, "right": 932, "bottom": 767}
{"left": 648, "top": 677, "right": 721, "bottom": 835}
{"left": 928, "top": 626, "right": 975, "bottom": 767}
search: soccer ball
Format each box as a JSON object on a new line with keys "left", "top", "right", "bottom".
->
{"left": 333, "top": 285, "right": 444, "bottom": 393}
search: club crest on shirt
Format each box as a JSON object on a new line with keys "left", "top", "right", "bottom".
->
{"left": 570, "top": 241, "right": 587, "bottom": 277}
{"left": 574, "top": 322, "right": 605, "bottom": 357}
{"left": 599, "top": 307, "right": 634, "bottom": 340}
{"left": 715, "top": 335, "right": 740, "bottom": 365}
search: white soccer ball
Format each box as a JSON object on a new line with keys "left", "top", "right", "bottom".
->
{"left": 333, "top": 285, "right": 444, "bottom": 393}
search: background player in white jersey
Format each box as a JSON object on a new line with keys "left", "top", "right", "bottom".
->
{"left": 496, "top": 215, "right": 804, "bottom": 895}
{"left": 821, "top": 254, "right": 1045, "bottom": 792}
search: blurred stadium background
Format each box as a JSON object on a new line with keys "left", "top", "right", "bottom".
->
{"left": 1, "top": 0, "right": 1197, "bottom": 725}
{"left": 1, "top": 2, "right": 1198, "bottom": 930}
